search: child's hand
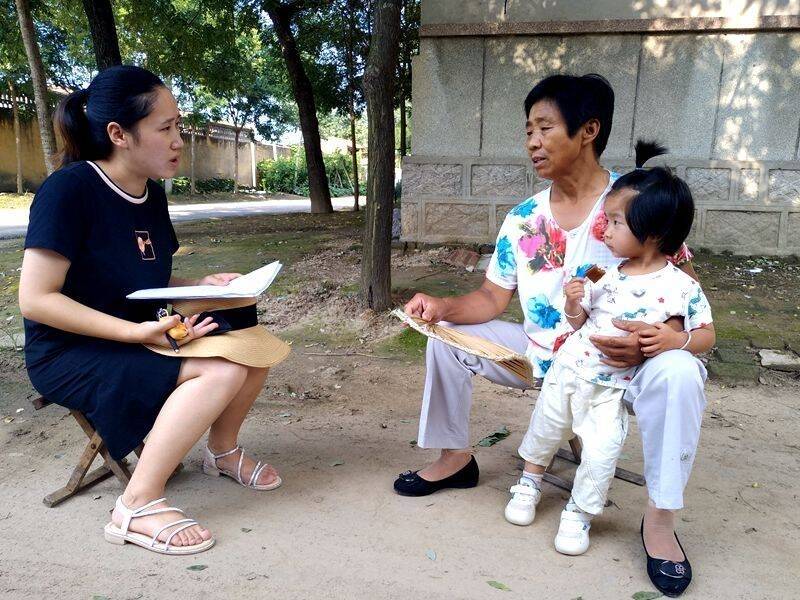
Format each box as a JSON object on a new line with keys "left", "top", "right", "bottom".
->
{"left": 638, "top": 322, "right": 688, "bottom": 358}
{"left": 563, "top": 277, "right": 586, "bottom": 304}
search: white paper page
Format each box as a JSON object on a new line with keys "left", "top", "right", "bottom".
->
{"left": 126, "top": 261, "right": 282, "bottom": 300}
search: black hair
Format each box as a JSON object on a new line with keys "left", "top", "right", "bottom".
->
{"left": 55, "top": 65, "right": 166, "bottom": 167}
{"left": 523, "top": 73, "right": 615, "bottom": 157}
{"left": 610, "top": 140, "right": 694, "bottom": 255}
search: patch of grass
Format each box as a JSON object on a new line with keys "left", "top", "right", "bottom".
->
{"left": 0, "top": 193, "right": 33, "bottom": 210}
{"left": 377, "top": 328, "right": 427, "bottom": 360}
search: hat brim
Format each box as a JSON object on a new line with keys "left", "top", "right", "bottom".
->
{"left": 143, "top": 297, "right": 290, "bottom": 368}
{"left": 144, "top": 325, "right": 291, "bottom": 368}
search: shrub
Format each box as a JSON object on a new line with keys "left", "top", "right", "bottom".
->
{"left": 170, "top": 177, "right": 235, "bottom": 195}
{"left": 258, "top": 147, "right": 359, "bottom": 197}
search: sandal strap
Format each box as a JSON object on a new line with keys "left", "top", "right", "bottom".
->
{"left": 209, "top": 445, "right": 242, "bottom": 460}
{"left": 131, "top": 497, "right": 167, "bottom": 515}
{"left": 135, "top": 507, "right": 186, "bottom": 519}
{"left": 236, "top": 448, "right": 246, "bottom": 485}
{"left": 152, "top": 518, "right": 196, "bottom": 550}
{"left": 248, "top": 461, "right": 265, "bottom": 487}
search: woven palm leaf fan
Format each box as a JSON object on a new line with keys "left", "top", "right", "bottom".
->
{"left": 391, "top": 309, "right": 533, "bottom": 386}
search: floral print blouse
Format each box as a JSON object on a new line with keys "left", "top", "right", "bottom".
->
{"left": 486, "top": 172, "right": 693, "bottom": 379}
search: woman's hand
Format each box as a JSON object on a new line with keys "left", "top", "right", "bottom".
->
{"left": 589, "top": 319, "right": 648, "bottom": 368}
{"left": 404, "top": 293, "right": 449, "bottom": 323}
{"left": 197, "top": 273, "right": 242, "bottom": 286}
{"left": 639, "top": 322, "right": 687, "bottom": 358}
{"left": 131, "top": 314, "right": 219, "bottom": 347}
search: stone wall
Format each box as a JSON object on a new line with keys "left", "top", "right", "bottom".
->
{"left": 401, "top": 157, "right": 800, "bottom": 254}
{"left": 402, "top": 1, "right": 800, "bottom": 255}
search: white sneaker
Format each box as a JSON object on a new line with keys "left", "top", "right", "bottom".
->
{"left": 504, "top": 480, "right": 542, "bottom": 526}
{"left": 554, "top": 509, "right": 592, "bottom": 555}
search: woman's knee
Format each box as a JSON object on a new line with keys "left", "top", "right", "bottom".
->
{"left": 643, "top": 350, "right": 705, "bottom": 389}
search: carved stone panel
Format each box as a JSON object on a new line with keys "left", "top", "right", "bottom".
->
{"left": 401, "top": 202, "right": 419, "bottom": 239}
{"left": 704, "top": 210, "right": 780, "bottom": 251}
{"left": 424, "top": 203, "right": 490, "bottom": 238}
{"left": 737, "top": 169, "right": 761, "bottom": 204}
{"left": 686, "top": 168, "right": 731, "bottom": 204}
{"left": 788, "top": 213, "right": 800, "bottom": 248}
{"left": 471, "top": 164, "right": 527, "bottom": 198}
{"left": 768, "top": 170, "right": 800, "bottom": 206}
{"left": 403, "top": 163, "right": 462, "bottom": 196}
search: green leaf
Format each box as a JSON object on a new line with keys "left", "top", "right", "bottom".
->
{"left": 241, "top": 527, "right": 252, "bottom": 533}
{"left": 187, "top": 564, "right": 208, "bottom": 571}
{"left": 487, "top": 580, "right": 511, "bottom": 591}
{"left": 330, "top": 459, "right": 344, "bottom": 467}
{"left": 632, "top": 592, "right": 662, "bottom": 600}
{"left": 92, "top": 596, "right": 111, "bottom": 600}
{"left": 477, "top": 426, "right": 511, "bottom": 447}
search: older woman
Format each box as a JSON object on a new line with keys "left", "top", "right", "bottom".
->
{"left": 394, "top": 74, "right": 704, "bottom": 597}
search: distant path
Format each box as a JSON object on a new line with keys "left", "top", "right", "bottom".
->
{"left": 0, "top": 196, "right": 361, "bottom": 239}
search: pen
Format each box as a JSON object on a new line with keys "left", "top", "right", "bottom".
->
{"left": 157, "top": 308, "right": 180, "bottom": 353}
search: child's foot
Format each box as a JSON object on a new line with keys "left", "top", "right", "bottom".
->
{"left": 554, "top": 501, "right": 592, "bottom": 555}
{"left": 504, "top": 477, "right": 542, "bottom": 526}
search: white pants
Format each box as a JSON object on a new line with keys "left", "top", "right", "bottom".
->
{"left": 518, "top": 361, "right": 628, "bottom": 515}
{"left": 417, "top": 320, "right": 707, "bottom": 510}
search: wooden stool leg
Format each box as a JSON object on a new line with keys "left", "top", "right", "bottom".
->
{"left": 43, "top": 430, "right": 115, "bottom": 507}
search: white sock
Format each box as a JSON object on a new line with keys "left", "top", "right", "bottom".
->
{"left": 520, "top": 470, "right": 543, "bottom": 489}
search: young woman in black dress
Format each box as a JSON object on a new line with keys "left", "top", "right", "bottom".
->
{"left": 19, "top": 66, "right": 286, "bottom": 555}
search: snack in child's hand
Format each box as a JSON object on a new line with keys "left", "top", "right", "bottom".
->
{"left": 585, "top": 265, "right": 606, "bottom": 283}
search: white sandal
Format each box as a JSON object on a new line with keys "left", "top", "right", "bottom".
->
{"left": 203, "top": 445, "right": 282, "bottom": 491}
{"left": 104, "top": 496, "right": 215, "bottom": 555}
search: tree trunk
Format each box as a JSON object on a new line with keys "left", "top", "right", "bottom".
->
{"left": 361, "top": 0, "right": 400, "bottom": 311}
{"left": 14, "top": 0, "right": 57, "bottom": 174}
{"left": 81, "top": 0, "right": 122, "bottom": 70}
{"left": 349, "top": 110, "right": 359, "bottom": 211}
{"left": 346, "top": 0, "right": 359, "bottom": 211}
{"left": 266, "top": 3, "right": 332, "bottom": 213}
{"left": 190, "top": 127, "right": 196, "bottom": 196}
{"left": 399, "top": 92, "right": 406, "bottom": 157}
{"left": 233, "top": 127, "right": 240, "bottom": 194}
{"left": 9, "top": 80, "right": 24, "bottom": 194}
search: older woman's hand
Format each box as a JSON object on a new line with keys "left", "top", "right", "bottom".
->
{"left": 404, "top": 293, "right": 450, "bottom": 323}
{"left": 589, "top": 319, "right": 648, "bottom": 368}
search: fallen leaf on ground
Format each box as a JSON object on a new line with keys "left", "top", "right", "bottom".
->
{"left": 187, "top": 564, "right": 208, "bottom": 571}
{"left": 330, "top": 459, "right": 344, "bottom": 467}
{"left": 487, "top": 580, "right": 511, "bottom": 591}
{"left": 632, "top": 592, "right": 662, "bottom": 600}
{"left": 425, "top": 549, "right": 436, "bottom": 561}
{"left": 241, "top": 527, "right": 252, "bottom": 533}
{"left": 477, "top": 426, "right": 510, "bottom": 447}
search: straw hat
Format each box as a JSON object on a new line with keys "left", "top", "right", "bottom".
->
{"left": 144, "top": 297, "right": 290, "bottom": 368}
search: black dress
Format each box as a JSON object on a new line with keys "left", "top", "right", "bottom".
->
{"left": 24, "top": 161, "right": 183, "bottom": 459}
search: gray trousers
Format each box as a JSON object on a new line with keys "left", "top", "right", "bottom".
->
{"left": 417, "top": 320, "right": 707, "bottom": 510}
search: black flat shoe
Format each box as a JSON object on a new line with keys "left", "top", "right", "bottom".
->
{"left": 393, "top": 455, "right": 479, "bottom": 496}
{"left": 640, "top": 517, "right": 693, "bottom": 597}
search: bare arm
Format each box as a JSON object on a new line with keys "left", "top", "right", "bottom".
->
{"left": 19, "top": 248, "right": 217, "bottom": 348}
{"left": 563, "top": 277, "right": 588, "bottom": 330}
{"left": 403, "top": 278, "right": 515, "bottom": 324}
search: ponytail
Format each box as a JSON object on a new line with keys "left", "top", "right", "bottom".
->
{"left": 55, "top": 88, "right": 95, "bottom": 167}
{"left": 54, "top": 65, "right": 166, "bottom": 170}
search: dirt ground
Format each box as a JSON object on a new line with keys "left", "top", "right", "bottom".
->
{"left": 1, "top": 213, "right": 798, "bottom": 599}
